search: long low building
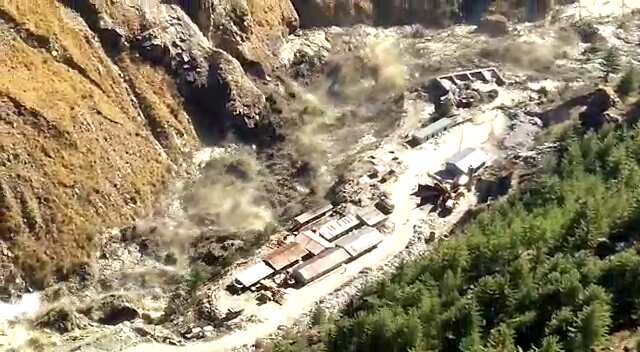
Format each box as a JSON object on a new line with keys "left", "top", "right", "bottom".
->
{"left": 411, "top": 117, "right": 454, "bottom": 145}
{"left": 335, "top": 226, "right": 385, "bottom": 257}
{"left": 446, "top": 147, "right": 491, "bottom": 175}
{"left": 295, "top": 231, "right": 334, "bottom": 255}
{"left": 293, "top": 204, "right": 334, "bottom": 229}
{"left": 291, "top": 247, "right": 351, "bottom": 285}
{"left": 317, "top": 214, "right": 361, "bottom": 241}
{"left": 233, "top": 262, "right": 275, "bottom": 290}
{"left": 263, "top": 242, "right": 309, "bottom": 271}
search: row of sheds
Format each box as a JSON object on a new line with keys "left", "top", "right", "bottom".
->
{"left": 233, "top": 206, "right": 387, "bottom": 290}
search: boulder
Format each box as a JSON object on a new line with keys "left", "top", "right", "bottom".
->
{"left": 203, "top": 49, "right": 267, "bottom": 129}
{"left": 477, "top": 14, "right": 510, "bottom": 37}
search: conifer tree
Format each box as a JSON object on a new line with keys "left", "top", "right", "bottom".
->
{"left": 600, "top": 48, "right": 621, "bottom": 83}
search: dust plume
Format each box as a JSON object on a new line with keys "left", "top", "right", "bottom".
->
{"left": 276, "top": 36, "right": 410, "bottom": 197}
{"left": 479, "top": 27, "right": 579, "bottom": 72}
{"left": 182, "top": 149, "right": 273, "bottom": 232}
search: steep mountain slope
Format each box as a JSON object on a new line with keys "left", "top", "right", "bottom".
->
{"left": 0, "top": 0, "right": 298, "bottom": 293}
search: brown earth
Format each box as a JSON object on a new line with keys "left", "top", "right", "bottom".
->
{"left": 0, "top": 0, "right": 298, "bottom": 292}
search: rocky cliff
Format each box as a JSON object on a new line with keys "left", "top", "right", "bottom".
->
{"left": 292, "top": 0, "right": 560, "bottom": 27}
{"left": 0, "top": 0, "right": 297, "bottom": 292}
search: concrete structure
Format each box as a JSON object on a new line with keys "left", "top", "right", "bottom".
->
{"left": 318, "top": 214, "right": 361, "bottom": 241}
{"left": 335, "top": 226, "right": 385, "bottom": 257}
{"left": 293, "top": 204, "right": 334, "bottom": 229}
{"left": 446, "top": 147, "right": 491, "bottom": 175}
{"left": 233, "top": 262, "right": 275, "bottom": 289}
{"left": 295, "top": 231, "right": 334, "bottom": 255}
{"left": 357, "top": 207, "right": 387, "bottom": 227}
{"left": 436, "top": 67, "right": 506, "bottom": 90}
{"left": 263, "top": 243, "right": 309, "bottom": 271}
{"left": 411, "top": 117, "right": 454, "bottom": 145}
{"left": 292, "top": 248, "right": 351, "bottom": 285}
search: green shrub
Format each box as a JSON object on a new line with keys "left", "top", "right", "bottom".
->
{"left": 616, "top": 67, "right": 636, "bottom": 99}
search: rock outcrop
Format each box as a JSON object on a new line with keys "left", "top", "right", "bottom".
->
{"left": 0, "top": 0, "right": 292, "bottom": 291}
{"left": 176, "top": 0, "right": 299, "bottom": 74}
{"left": 292, "top": 0, "right": 560, "bottom": 28}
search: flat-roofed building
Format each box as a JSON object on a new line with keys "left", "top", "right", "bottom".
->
{"left": 411, "top": 118, "right": 454, "bottom": 145}
{"left": 263, "top": 243, "right": 308, "bottom": 271}
{"left": 293, "top": 204, "right": 334, "bottom": 229}
{"left": 335, "top": 226, "right": 385, "bottom": 257}
{"left": 295, "top": 231, "right": 334, "bottom": 255}
{"left": 357, "top": 207, "right": 387, "bottom": 227}
{"left": 446, "top": 148, "right": 491, "bottom": 175}
{"left": 292, "top": 248, "right": 351, "bottom": 285}
{"left": 233, "top": 262, "right": 274, "bottom": 289}
{"left": 318, "top": 214, "right": 361, "bottom": 241}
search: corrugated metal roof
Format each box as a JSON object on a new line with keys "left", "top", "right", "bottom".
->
{"left": 335, "top": 226, "right": 385, "bottom": 257}
{"left": 293, "top": 204, "right": 333, "bottom": 226}
{"left": 412, "top": 118, "right": 453, "bottom": 143}
{"left": 357, "top": 207, "right": 387, "bottom": 227}
{"left": 234, "top": 262, "right": 274, "bottom": 288}
{"left": 446, "top": 148, "right": 490, "bottom": 174}
{"left": 292, "top": 247, "right": 351, "bottom": 284}
{"left": 263, "top": 243, "right": 308, "bottom": 271}
{"left": 295, "top": 231, "right": 333, "bottom": 255}
{"left": 318, "top": 214, "right": 361, "bottom": 241}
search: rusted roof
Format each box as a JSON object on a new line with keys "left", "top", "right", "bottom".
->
{"left": 295, "top": 231, "right": 333, "bottom": 255}
{"left": 263, "top": 242, "right": 308, "bottom": 271}
{"left": 318, "top": 214, "right": 361, "bottom": 241}
{"left": 292, "top": 247, "right": 351, "bottom": 284}
{"left": 234, "top": 262, "right": 274, "bottom": 288}
{"left": 335, "top": 226, "right": 385, "bottom": 257}
{"left": 293, "top": 204, "right": 334, "bottom": 227}
{"left": 357, "top": 207, "right": 387, "bottom": 227}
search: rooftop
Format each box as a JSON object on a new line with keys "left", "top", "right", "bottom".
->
{"left": 446, "top": 148, "right": 491, "bottom": 174}
{"left": 295, "top": 231, "right": 334, "bottom": 255}
{"left": 234, "top": 262, "right": 274, "bottom": 288}
{"left": 263, "top": 242, "right": 309, "bottom": 271}
{"left": 293, "top": 247, "right": 351, "bottom": 284}
{"left": 335, "top": 226, "right": 385, "bottom": 257}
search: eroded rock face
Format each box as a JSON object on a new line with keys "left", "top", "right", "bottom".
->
{"left": 176, "top": 0, "right": 299, "bottom": 74}
{"left": 0, "top": 0, "right": 283, "bottom": 290}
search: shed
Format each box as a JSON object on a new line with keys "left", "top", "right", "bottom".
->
{"left": 293, "top": 204, "right": 334, "bottom": 228}
{"left": 318, "top": 214, "right": 361, "bottom": 241}
{"left": 446, "top": 148, "right": 491, "bottom": 175}
{"left": 295, "top": 231, "right": 334, "bottom": 255}
{"left": 233, "top": 262, "right": 274, "bottom": 288}
{"left": 357, "top": 207, "right": 387, "bottom": 227}
{"left": 263, "top": 243, "right": 308, "bottom": 271}
{"left": 411, "top": 118, "right": 454, "bottom": 145}
{"left": 292, "top": 248, "right": 351, "bottom": 285}
{"left": 335, "top": 226, "right": 385, "bottom": 257}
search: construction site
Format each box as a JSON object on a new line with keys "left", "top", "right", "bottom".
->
{"left": 131, "top": 64, "right": 556, "bottom": 351}
{"left": 5, "top": 1, "right": 640, "bottom": 351}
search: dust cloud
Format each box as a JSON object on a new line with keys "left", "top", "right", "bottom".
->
{"left": 479, "top": 27, "right": 580, "bottom": 72}
{"left": 276, "top": 37, "right": 411, "bottom": 196}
